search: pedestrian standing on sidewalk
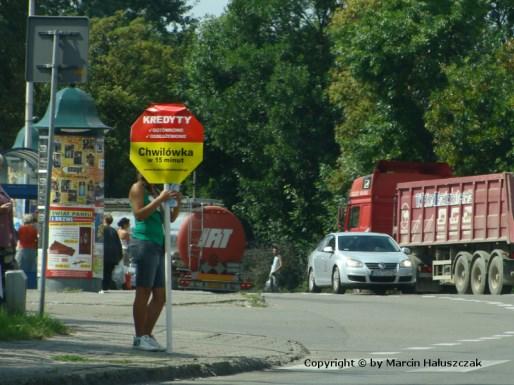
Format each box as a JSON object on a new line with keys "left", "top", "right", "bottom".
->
{"left": 117, "top": 217, "right": 131, "bottom": 266}
{"left": 269, "top": 244, "right": 283, "bottom": 292}
{"left": 102, "top": 213, "right": 122, "bottom": 291}
{"left": 128, "top": 173, "right": 181, "bottom": 351}
{"left": 15, "top": 213, "right": 38, "bottom": 289}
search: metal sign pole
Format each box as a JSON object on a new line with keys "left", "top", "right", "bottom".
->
{"left": 39, "top": 30, "right": 60, "bottom": 315}
{"left": 23, "top": 1, "right": 36, "bottom": 214}
{"left": 163, "top": 183, "right": 173, "bottom": 353}
{"left": 25, "top": 1, "right": 35, "bottom": 149}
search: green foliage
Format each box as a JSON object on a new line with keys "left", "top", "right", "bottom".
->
{"left": 36, "top": 0, "right": 192, "bottom": 32}
{"left": 0, "top": 308, "right": 68, "bottom": 341}
{"left": 426, "top": 40, "right": 514, "bottom": 175}
{"left": 0, "top": 0, "right": 26, "bottom": 150}
{"left": 185, "top": 0, "right": 340, "bottom": 251}
{"left": 52, "top": 354, "right": 90, "bottom": 362}
{"left": 328, "top": 0, "right": 491, "bottom": 187}
{"left": 242, "top": 247, "right": 276, "bottom": 291}
{"left": 243, "top": 241, "right": 314, "bottom": 292}
{"left": 84, "top": 12, "right": 185, "bottom": 197}
{"left": 241, "top": 292, "right": 267, "bottom": 307}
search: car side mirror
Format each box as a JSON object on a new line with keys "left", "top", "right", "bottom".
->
{"left": 323, "top": 246, "right": 334, "bottom": 253}
{"left": 401, "top": 247, "right": 411, "bottom": 255}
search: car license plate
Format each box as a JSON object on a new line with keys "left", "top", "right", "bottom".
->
{"left": 371, "top": 270, "right": 395, "bottom": 277}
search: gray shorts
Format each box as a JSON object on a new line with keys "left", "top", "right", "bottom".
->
{"left": 129, "top": 239, "right": 165, "bottom": 288}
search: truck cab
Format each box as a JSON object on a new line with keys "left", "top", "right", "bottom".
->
{"left": 342, "top": 160, "right": 453, "bottom": 234}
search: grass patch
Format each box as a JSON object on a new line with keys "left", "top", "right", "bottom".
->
{"left": 52, "top": 354, "right": 90, "bottom": 363}
{"left": 0, "top": 307, "right": 69, "bottom": 341}
{"left": 242, "top": 292, "right": 267, "bottom": 308}
{"left": 52, "top": 355, "right": 135, "bottom": 365}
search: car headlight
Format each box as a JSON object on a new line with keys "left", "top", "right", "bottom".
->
{"left": 400, "top": 259, "right": 412, "bottom": 268}
{"left": 346, "top": 257, "right": 363, "bottom": 268}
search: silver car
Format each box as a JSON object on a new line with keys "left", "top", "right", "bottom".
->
{"left": 307, "top": 232, "right": 416, "bottom": 294}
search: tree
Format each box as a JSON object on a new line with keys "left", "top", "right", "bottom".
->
{"left": 426, "top": 40, "right": 514, "bottom": 175}
{"left": 36, "top": 0, "right": 191, "bottom": 32}
{"left": 0, "top": 0, "right": 27, "bottom": 150}
{"left": 84, "top": 12, "right": 185, "bottom": 197}
{"left": 328, "top": 0, "right": 491, "bottom": 184}
{"left": 185, "top": 0, "right": 340, "bottom": 288}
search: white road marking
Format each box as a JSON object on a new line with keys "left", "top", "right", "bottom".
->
{"left": 405, "top": 347, "right": 434, "bottom": 351}
{"left": 458, "top": 339, "right": 483, "bottom": 342}
{"left": 432, "top": 342, "right": 461, "bottom": 346}
{"left": 279, "top": 364, "right": 345, "bottom": 371}
{"left": 369, "top": 352, "right": 400, "bottom": 355}
{"left": 409, "top": 360, "right": 509, "bottom": 373}
{"left": 478, "top": 336, "right": 502, "bottom": 340}
{"left": 505, "top": 331, "right": 514, "bottom": 334}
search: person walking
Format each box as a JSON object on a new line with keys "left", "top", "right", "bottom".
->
{"left": 15, "top": 214, "right": 38, "bottom": 289}
{"left": 128, "top": 173, "right": 181, "bottom": 352}
{"left": 102, "top": 213, "right": 122, "bottom": 291}
{"left": 269, "top": 244, "right": 283, "bottom": 292}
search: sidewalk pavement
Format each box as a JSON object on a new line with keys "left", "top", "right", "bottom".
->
{"left": 1, "top": 290, "right": 307, "bottom": 385}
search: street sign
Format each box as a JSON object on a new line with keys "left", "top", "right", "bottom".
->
{"left": 130, "top": 104, "right": 204, "bottom": 184}
{"left": 26, "top": 16, "right": 89, "bottom": 83}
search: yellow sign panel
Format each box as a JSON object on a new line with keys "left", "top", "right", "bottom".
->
{"left": 130, "top": 104, "right": 204, "bottom": 184}
{"left": 130, "top": 142, "right": 204, "bottom": 184}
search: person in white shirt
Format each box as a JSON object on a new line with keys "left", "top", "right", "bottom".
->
{"left": 117, "top": 217, "right": 131, "bottom": 266}
{"left": 269, "top": 244, "right": 283, "bottom": 292}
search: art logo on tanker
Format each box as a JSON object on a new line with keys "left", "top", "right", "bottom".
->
{"left": 130, "top": 104, "right": 204, "bottom": 184}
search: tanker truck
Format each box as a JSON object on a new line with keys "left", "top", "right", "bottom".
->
{"left": 341, "top": 160, "right": 514, "bottom": 295}
{"left": 173, "top": 205, "right": 252, "bottom": 292}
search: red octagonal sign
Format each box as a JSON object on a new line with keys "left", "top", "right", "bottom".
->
{"left": 130, "top": 104, "right": 204, "bottom": 184}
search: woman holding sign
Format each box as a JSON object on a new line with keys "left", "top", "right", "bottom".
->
{"left": 128, "top": 173, "right": 181, "bottom": 351}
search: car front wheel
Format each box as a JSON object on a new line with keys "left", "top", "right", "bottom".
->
{"left": 332, "top": 267, "right": 345, "bottom": 294}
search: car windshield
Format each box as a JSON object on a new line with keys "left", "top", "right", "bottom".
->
{"left": 338, "top": 235, "right": 400, "bottom": 252}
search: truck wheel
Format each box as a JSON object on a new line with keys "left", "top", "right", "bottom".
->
{"left": 470, "top": 257, "right": 488, "bottom": 295}
{"left": 332, "top": 267, "right": 345, "bottom": 294}
{"left": 488, "top": 256, "right": 512, "bottom": 295}
{"left": 308, "top": 269, "right": 321, "bottom": 293}
{"left": 454, "top": 257, "right": 471, "bottom": 294}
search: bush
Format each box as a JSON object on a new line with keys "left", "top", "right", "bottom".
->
{"left": 242, "top": 240, "right": 311, "bottom": 292}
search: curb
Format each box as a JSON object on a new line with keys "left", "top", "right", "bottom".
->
{"left": 4, "top": 339, "right": 308, "bottom": 385}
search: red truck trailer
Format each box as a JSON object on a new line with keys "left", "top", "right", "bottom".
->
{"left": 343, "top": 161, "right": 514, "bottom": 295}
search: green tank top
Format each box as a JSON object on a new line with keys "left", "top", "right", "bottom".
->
{"left": 132, "top": 192, "right": 164, "bottom": 246}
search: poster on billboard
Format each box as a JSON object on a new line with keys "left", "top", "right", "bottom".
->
{"left": 46, "top": 206, "right": 96, "bottom": 278}
{"left": 37, "top": 134, "right": 105, "bottom": 280}
{"left": 49, "top": 134, "right": 104, "bottom": 207}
